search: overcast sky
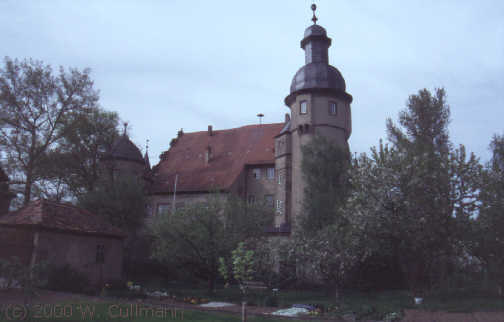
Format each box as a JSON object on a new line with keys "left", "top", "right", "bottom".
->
{"left": 1, "top": 0, "right": 503, "bottom": 164}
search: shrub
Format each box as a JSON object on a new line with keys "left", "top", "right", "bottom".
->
{"left": 47, "top": 265, "right": 90, "bottom": 294}
{"left": 0, "top": 257, "right": 48, "bottom": 292}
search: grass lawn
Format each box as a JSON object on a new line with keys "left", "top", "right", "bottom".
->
{"left": 0, "top": 302, "right": 320, "bottom": 322}
{"left": 3, "top": 286, "right": 504, "bottom": 321}
{"left": 148, "top": 285, "right": 504, "bottom": 320}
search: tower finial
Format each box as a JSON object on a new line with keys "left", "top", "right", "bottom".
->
{"left": 146, "top": 138, "right": 149, "bottom": 153}
{"left": 311, "top": 3, "right": 318, "bottom": 24}
{"left": 123, "top": 122, "right": 128, "bottom": 136}
{"left": 257, "top": 113, "right": 264, "bottom": 125}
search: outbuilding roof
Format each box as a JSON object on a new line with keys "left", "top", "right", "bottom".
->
{"left": 151, "top": 123, "right": 283, "bottom": 194}
{"left": 0, "top": 199, "right": 126, "bottom": 238}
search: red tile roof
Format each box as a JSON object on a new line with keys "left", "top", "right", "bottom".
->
{"left": 0, "top": 199, "right": 126, "bottom": 238}
{"left": 151, "top": 123, "right": 283, "bottom": 193}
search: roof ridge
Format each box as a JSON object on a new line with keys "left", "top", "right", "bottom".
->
{"left": 180, "top": 122, "right": 284, "bottom": 135}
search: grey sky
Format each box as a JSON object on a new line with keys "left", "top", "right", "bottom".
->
{"left": 1, "top": 0, "right": 503, "bottom": 164}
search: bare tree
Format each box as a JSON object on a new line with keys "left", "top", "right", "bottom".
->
{"left": 0, "top": 57, "right": 99, "bottom": 204}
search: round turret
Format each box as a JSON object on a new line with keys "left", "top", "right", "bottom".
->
{"left": 106, "top": 134, "right": 145, "bottom": 165}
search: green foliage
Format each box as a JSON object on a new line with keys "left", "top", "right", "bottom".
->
{"left": 46, "top": 264, "right": 90, "bottom": 294}
{"left": 149, "top": 194, "right": 272, "bottom": 292}
{"left": 0, "top": 257, "right": 48, "bottom": 300}
{"left": 219, "top": 242, "right": 255, "bottom": 297}
{"left": 295, "top": 135, "right": 365, "bottom": 297}
{"left": 300, "top": 135, "right": 350, "bottom": 233}
{"left": 473, "top": 134, "right": 504, "bottom": 293}
{"left": 41, "top": 107, "right": 119, "bottom": 198}
{"left": 78, "top": 174, "right": 146, "bottom": 233}
{"left": 352, "top": 88, "right": 482, "bottom": 294}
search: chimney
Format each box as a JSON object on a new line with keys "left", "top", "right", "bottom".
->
{"left": 205, "top": 145, "right": 212, "bottom": 165}
{"left": 208, "top": 125, "right": 213, "bottom": 136}
{"left": 177, "top": 128, "right": 184, "bottom": 138}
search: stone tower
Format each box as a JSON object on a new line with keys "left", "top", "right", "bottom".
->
{"left": 275, "top": 6, "right": 353, "bottom": 229}
{"left": 101, "top": 129, "right": 149, "bottom": 181}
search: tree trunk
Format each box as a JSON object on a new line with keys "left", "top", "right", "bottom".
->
{"left": 241, "top": 301, "right": 247, "bottom": 322}
{"left": 208, "top": 276, "right": 216, "bottom": 294}
{"left": 23, "top": 171, "right": 33, "bottom": 205}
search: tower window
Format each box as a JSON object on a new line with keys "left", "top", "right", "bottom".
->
{"left": 276, "top": 200, "right": 283, "bottom": 213}
{"left": 329, "top": 101, "right": 338, "bottom": 115}
{"left": 96, "top": 245, "right": 105, "bottom": 264}
{"left": 267, "top": 167, "right": 275, "bottom": 179}
{"left": 300, "top": 101, "right": 307, "bottom": 114}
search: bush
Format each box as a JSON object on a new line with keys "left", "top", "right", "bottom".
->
{"left": 0, "top": 257, "right": 48, "bottom": 291}
{"left": 264, "top": 294, "right": 279, "bottom": 307}
{"left": 47, "top": 265, "right": 90, "bottom": 294}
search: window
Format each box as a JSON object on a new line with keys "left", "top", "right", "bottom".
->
{"left": 96, "top": 245, "right": 105, "bottom": 264}
{"left": 267, "top": 167, "right": 275, "bottom": 179}
{"left": 329, "top": 101, "right": 337, "bottom": 115}
{"left": 300, "top": 101, "right": 307, "bottom": 114}
{"left": 278, "top": 173, "right": 283, "bottom": 185}
{"left": 252, "top": 168, "right": 261, "bottom": 180}
{"left": 265, "top": 195, "right": 274, "bottom": 207}
{"left": 156, "top": 203, "right": 171, "bottom": 215}
{"left": 276, "top": 200, "right": 283, "bottom": 213}
{"left": 248, "top": 195, "right": 256, "bottom": 204}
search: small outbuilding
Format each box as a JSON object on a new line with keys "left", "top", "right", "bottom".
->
{"left": 0, "top": 199, "right": 126, "bottom": 287}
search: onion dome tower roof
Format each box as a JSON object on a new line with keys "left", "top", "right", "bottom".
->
{"left": 285, "top": 4, "right": 352, "bottom": 105}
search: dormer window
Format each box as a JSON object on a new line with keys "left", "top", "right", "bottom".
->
{"left": 329, "top": 101, "right": 337, "bottom": 115}
{"left": 300, "top": 101, "right": 307, "bottom": 114}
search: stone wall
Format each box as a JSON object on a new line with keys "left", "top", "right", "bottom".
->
{"left": 0, "top": 226, "right": 34, "bottom": 265}
{"left": 244, "top": 164, "right": 277, "bottom": 208}
{"left": 36, "top": 230, "right": 123, "bottom": 286}
{"left": 0, "top": 226, "right": 124, "bottom": 287}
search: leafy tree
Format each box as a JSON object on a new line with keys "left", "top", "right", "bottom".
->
{"left": 219, "top": 242, "right": 255, "bottom": 295}
{"left": 288, "top": 223, "right": 368, "bottom": 300}
{"left": 353, "top": 88, "right": 481, "bottom": 294}
{"left": 0, "top": 57, "right": 99, "bottom": 205}
{"left": 219, "top": 242, "right": 256, "bottom": 322}
{"left": 300, "top": 135, "right": 351, "bottom": 233}
{"left": 474, "top": 134, "right": 504, "bottom": 294}
{"left": 149, "top": 194, "right": 272, "bottom": 293}
{"left": 42, "top": 107, "right": 119, "bottom": 198}
{"left": 291, "top": 135, "right": 366, "bottom": 299}
{"left": 78, "top": 174, "right": 146, "bottom": 235}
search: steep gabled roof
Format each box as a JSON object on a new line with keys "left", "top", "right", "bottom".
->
{"left": 151, "top": 123, "right": 283, "bottom": 193}
{"left": 0, "top": 199, "right": 126, "bottom": 238}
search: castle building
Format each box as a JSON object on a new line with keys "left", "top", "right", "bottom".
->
{"left": 146, "top": 6, "right": 352, "bottom": 233}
